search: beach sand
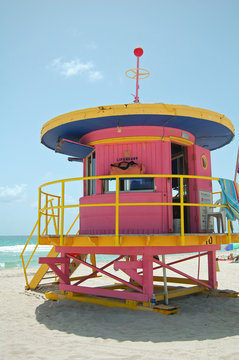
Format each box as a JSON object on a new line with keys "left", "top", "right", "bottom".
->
{"left": 1, "top": 254, "right": 239, "bottom": 360}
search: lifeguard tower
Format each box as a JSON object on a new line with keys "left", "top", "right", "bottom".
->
{"left": 21, "top": 48, "right": 239, "bottom": 313}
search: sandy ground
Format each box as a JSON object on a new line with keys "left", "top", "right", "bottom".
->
{"left": 1, "top": 254, "right": 239, "bottom": 360}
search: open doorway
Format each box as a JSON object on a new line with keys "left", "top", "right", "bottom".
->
{"left": 171, "top": 143, "right": 190, "bottom": 233}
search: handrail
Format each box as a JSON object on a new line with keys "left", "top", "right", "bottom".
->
{"left": 37, "top": 174, "right": 232, "bottom": 246}
{"left": 20, "top": 200, "right": 57, "bottom": 289}
{"left": 39, "top": 174, "right": 220, "bottom": 189}
{"left": 20, "top": 197, "right": 81, "bottom": 288}
{"left": 20, "top": 219, "right": 38, "bottom": 289}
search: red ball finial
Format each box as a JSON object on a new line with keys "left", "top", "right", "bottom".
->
{"left": 134, "top": 47, "right": 143, "bottom": 57}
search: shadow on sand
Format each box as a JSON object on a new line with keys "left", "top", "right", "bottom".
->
{"left": 35, "top": 293, "right": 239, "bottom": 343}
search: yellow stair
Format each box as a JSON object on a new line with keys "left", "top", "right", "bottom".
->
{"left": 29, "top": 247, "right": 59, "bottom": 290}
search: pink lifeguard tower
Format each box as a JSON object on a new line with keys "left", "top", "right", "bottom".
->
{"left": 21, "top": 48, "right": 238, "bottom": 313}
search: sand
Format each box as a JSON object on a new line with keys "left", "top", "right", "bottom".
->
{"left": 1, "top": 254, "right": 239, "bottom": 360}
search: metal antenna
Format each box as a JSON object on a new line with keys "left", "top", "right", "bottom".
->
{"left": 125, "top": 47, "right": 150, "bottom": 103}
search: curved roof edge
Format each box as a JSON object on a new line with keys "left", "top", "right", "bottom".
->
{"left": 41, "top": 103, "right": 234, "bottom": 139}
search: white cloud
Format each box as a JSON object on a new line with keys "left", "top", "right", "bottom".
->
{"left": 89, "top": 70, "right": 103, "bottom": 82}
{"left": 0, "top": 184, "right": 27, "bottom": 203}
{"left": 50, "top": 57, "right": 103, "bottom": 81}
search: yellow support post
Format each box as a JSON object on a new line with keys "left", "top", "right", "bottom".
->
{"left": 49, "top": 199, "right": 58, "bottom": 235}
{"left": 45, "top": 194, "right": 48, "bottom": 235}
{"left": 57, "top": 196, "right": 60, "bottom": 235}
{"left": 29, "top": 247, "right": 59, "bottom": 289}
{"left": 227, "top": 219, "right": 232, "bottom": 243}
{"left": 60, "top": 181, "right": 65, "bottom": 246}
{"left": 20, "top": 256, "right": 30, "bottom": 290}
{"left": 20, "top": 219, "right": 38, "bottom": 259}
{"left": 38, "top": 188, "right": 41, "bottom": 245}
{"left": 180, "top": 176, "right": 185, "bottom": 245}
{"left": 115, "top": 176, "right": 120, "bottom": 246}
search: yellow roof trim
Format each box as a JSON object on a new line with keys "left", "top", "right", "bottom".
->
{"left": 88, "top": 135, "right": 194, "bottom": 146}
{"left": 88, "top": 136, "right": 170, "bottom": 145}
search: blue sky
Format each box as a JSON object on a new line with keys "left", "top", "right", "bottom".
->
{"left": 0, "top": 0, "right": 238, "bottom": 235}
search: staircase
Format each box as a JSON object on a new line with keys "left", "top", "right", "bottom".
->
{"left": 20, "top": 197, "right": 94, "bottom": 290}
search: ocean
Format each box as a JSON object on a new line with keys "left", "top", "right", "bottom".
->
{"left": 0, "top": 235, "right": 49, "bottom": 269}
{"left": 0, "top": 235, "right": 118, "bottom": 270}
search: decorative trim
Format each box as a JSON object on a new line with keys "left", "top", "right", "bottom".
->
{"left": 87, "top": 136, "right": 170, "bottom": 145}
{"left": 201, "top": 154, "right": 208, "bottom": 169}
{"left": 87, "top": 135, "right": 194, "bottom": 146}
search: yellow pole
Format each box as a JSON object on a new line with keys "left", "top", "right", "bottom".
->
{"left": 115, "top": 177, "right": 120, "bottom": 246}
{"left": 60, "top": 181, "right": 65, "bottom": 246}
{"left": 45, "top": 194, "right": 48, "bottom": 235}
{"left": 90, "top": 254, "right": 96, "bottom": 267}
{"left": 38, "top": 188, "right": 41, "bottom": 245}
{"left": 50, "top": 199, "right": 58, "bottom": 235}
{"left": 227, "top": 219, "right": 232, "bottom": 243}
{"left": 20, "top": 257, "right": 30, "bottom": 289}
{"left": 180, "top": 176, "right": 185, "bottom": 245}
{"left": 20, "top": 219, "right": 38, "bottom": 258}
{"left": 57, "top": 197, "right": 60, "bottom": 235}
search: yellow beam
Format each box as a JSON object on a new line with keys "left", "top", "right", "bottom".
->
{"left": 153, "top": 276, "right": 209, "bottom": 285}
{"left": 115, "top": 177, "right": 120, "bottom": 246}
{"left": 44, "top": 291, "right": 178, "bottom": 314}
{"left": 155, "top": 286, "right": 203, "bottom": 301}
{"left": 60, "top": 182, "right": 65, "bottom": 246}
{"left": 88, "top": 136, "right": 170, "bottom": 145}
{"left": 38, "top": 233, "right": 239, "bottom": 247}
{"left": 180, "top": 176, "right": 185, "bottom": 245}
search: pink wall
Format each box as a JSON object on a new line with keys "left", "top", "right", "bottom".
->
{"left": 80, "top": 192, "right": 170, "bottom": 234}
{"left": 80, "top": 126, "right": 195, "bottom": 146}
{"left": 81, "top": 137, "right": 173, "bottom": 234}
{"left": 188, "top": 145, "right": 212, "bottom": 232}
{"left": 80, "top": 126, "right": 212, "bottom": 235}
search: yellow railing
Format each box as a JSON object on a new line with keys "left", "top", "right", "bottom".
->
{"left": 20, "top": 196, "right": 82, "bottom": 288}
{"left": 37, "top": 174, "right": 231, "bottom": 246}
{"left": 20, "top": 219, "right": 38, "bottom": 288}
{"left": 20, "top": 197, "right": 61, "bottom": 288}
{"left": 37, "top": 192, "right": 60, "bottom": 242}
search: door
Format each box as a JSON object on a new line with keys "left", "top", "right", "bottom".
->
{"left": 171, "top": 143, "right": 190, "bottom": 233}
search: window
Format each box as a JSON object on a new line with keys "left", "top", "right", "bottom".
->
{"left": 85, "top": 151, "right": 96, "bottom": 195}
{"left": 201, "top": 155, "right": 208, "bottom": 169}
{"left": 103, "top": 177, "right": 154, "bottom": 193}
{"left": 127, "top": 178, "right": 154, "bottom": 191}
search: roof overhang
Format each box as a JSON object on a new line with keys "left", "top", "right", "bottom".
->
{"left": 41, "top": 103, "right": 235, "bottom": 154}
{"left": 55, "top": 138, "right": 94, "bottom": 160}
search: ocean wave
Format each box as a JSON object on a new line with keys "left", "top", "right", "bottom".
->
{"left": 0, "top": 244, "right": 52, "bottom": 253}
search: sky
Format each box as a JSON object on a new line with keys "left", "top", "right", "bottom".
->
{"left": 0, "top": 0, "right": 238, "bottom": 235}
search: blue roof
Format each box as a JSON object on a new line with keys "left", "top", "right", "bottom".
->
{"left": 42, "top": 113, "right": 234, "bottom": 157}
{"left": 55, "top": 138, "right": 94, "bottom": 159}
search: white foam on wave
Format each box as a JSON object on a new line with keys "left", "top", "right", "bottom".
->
{"left": 0, "top": 244, "right": 52, "bottom": 253}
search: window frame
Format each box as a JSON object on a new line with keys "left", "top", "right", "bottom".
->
{"left": 85, "top": 151, "right": 96, "bottom": 196}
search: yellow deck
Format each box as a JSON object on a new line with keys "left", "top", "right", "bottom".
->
{"left": 38, "top": 233, "right": 239, "bottom": 248}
